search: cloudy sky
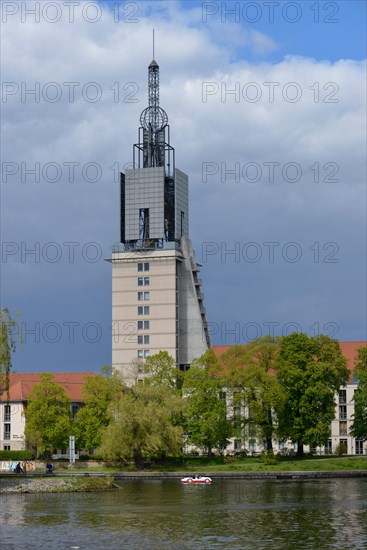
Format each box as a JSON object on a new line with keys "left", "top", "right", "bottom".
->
{"left": 1, "top": 0, "right": 366, "bottom": 373}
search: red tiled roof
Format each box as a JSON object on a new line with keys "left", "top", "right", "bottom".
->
{"left": 339, "top": 342, "right": 366, "bottom": 371}
{"left": 0, "top": 372, "right": 96, "bottom": 402}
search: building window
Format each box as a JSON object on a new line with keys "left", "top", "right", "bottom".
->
{"left": 339, "top": 439, "right": 348, "bottom": 453}
{"left": 144, "top": 350, "right": 150, "bottom": 358}
{"left": 138, "top": 350, "right": 144, "bottom": 359}
{"left": 138, "top": 277, "right": 143, "bottom": 286}
{"left": 138, "top": 263, "right": 143, "bottom": 272}
{"left": 144, "top": 320, "right": 150, "bottom": 330}
{"left": 4, "top": 405, "right": 11, "bottom": 422}
{"left": 71, "top": 404, "right": 80, "bottom": 418}
{"left": 138, "top": 336, "right": 143, "bottom": 345}
{"left": 138, "top": 292, "right": 149, "bottom": 301}
{"left": 356, "top": 440, "right": 364, "bottom": 455}
{"left": 339, "top": 405, "right": 347, "bottom": 420}
{"left": 3, "top": 445, "right": 10, "bottom": 451}
{"left": 339, "top": 421, "right": 348, "bottom": 435}
{"left": 138, "top": 304, "right": 150, "bottom": 315}
{"left": 138, "top": 321, "right": 143, "bottom": 330}
{"left": 234, "top": 439, "right": 241, "bottom": 451}
{"left": 144, "top": 262, "right": 149, "bottom": 271}
{"left": 4, "top": 424, "right": 11, "bottom": 440}
{"left": 144, "top": 292, "right": 150, "bottom": 301}
{"left": 325, "top": 439, "right": 332, "bottom": 454}
{"left": 339, "top": 389, "right": 347, "bottom": 404}
{"left": 144, "top": 335, "right": 150, "bottom": 345}
{"left": 144, "top": 277, "right": 150, "bottom": 286}
{"left": 233, "top": 406, "right": 241, "bottom": 418}
{"left": 138, "top": 262, "right": 150, "bottom": 272}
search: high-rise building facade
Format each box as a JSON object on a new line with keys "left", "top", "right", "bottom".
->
{"left": 110, "top": 59, "right": 210, "bottom": 383}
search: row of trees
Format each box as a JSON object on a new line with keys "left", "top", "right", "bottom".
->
{"left": 21, "top": 334, "right": 367, "bottom": 465}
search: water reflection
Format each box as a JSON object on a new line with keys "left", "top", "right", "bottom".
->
{"left": 0, "top": 479, "right": 366, "bottom": 549}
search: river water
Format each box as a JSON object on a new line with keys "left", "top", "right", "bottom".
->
{"left": 1, "top": 478, "right": 366, "bottom": 549}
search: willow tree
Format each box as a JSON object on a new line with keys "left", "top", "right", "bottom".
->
{"left": 99, "top": 383, "right": 184, "bottom": 468}
{"left": 0, "top": 308, "right": 22, "bottom": 395}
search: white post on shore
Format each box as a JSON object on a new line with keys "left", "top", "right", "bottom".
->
{"left": 69, "top": 435, "right": 75, "bottom": 464}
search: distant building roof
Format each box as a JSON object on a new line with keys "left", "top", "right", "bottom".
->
{"left": 0, "top": 372, "right": 96, "bottom": 402}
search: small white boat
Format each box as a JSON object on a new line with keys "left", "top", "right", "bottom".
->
{"left": 181, "top": 475, "right": 212, "bottom": 484}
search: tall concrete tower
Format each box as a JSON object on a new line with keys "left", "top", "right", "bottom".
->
{"left": 110, "top": 58, "right": 210, "bottom": 383}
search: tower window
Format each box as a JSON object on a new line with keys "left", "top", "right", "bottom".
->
{"left": 181, "top": 211, "right": 184, "bottom": 237}
{"left": 138, "top": 349, "right": 150, "bottom": 359}
{"left": 139, "top": 208, "right": 150, "bottom": 241}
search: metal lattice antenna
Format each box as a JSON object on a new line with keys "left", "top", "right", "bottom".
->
{"left": 140, "top": 33, "right": 168, "bottom": 135}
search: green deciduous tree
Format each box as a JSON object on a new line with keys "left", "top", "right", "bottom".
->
{"left": 24, "top": 373, "right": 71, "bottom": 456}
{"left": 183, "top": 351, "right": 232, "bottom": 458}
{"left": 276, "top": 333, "right": 349, "bottom": 456}
{"left": 350, "top": 346, "right": 367, "bottom": 440}
{"left": 143, "top": 350, "right": 182, "bottom": 390}
{"left": 0, "top": 308, "right": 22, "bottom": 395}
{"left": 221, "top": 338, "right": 285, "bottom": 452}
{"left": 98, "top": 383, "right": 184, "bottom": 468}
{"left": 73, "top": 369, "right": 125, "bottom": 453}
